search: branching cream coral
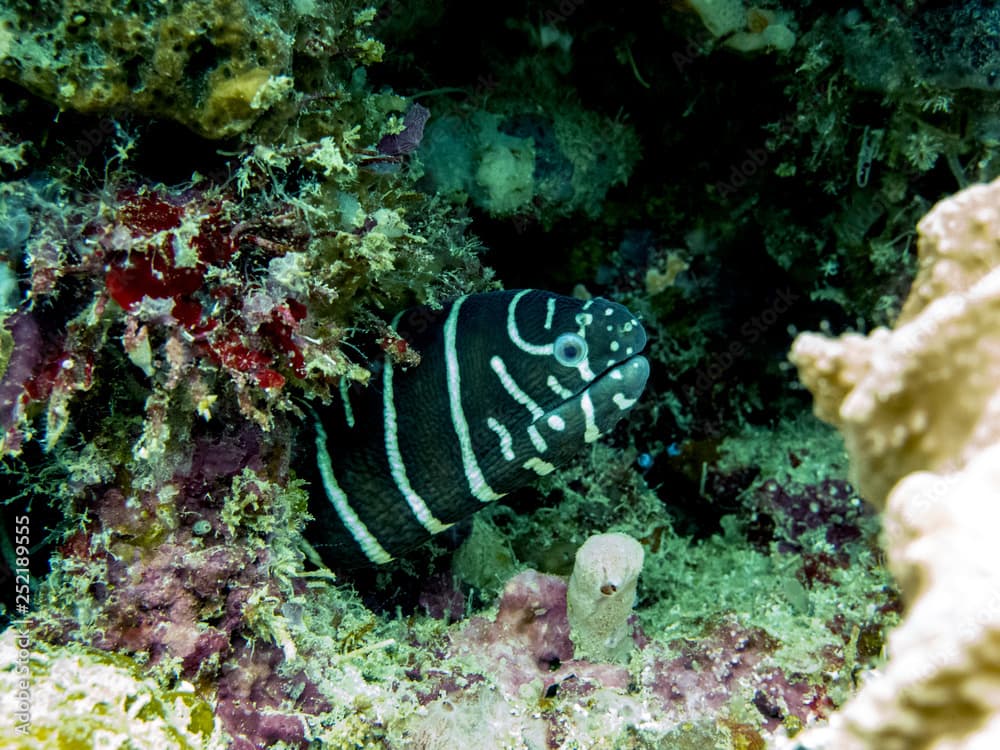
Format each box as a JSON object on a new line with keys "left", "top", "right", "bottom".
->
{"left": 784, "top": 177, "right": 1000, "bottom": 750}
{"left": 790, "top": 177, "right": 1000, "bottom": 508}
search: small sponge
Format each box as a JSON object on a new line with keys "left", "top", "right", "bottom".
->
{"left": 566, "top": 532, "right": 644, "bottom": 664}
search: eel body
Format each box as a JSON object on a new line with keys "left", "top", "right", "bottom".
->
{"left": 302, "top": 289, "right": 649, "bottom": 566}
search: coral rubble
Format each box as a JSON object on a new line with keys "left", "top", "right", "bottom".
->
{"left": 0, "top": 628, "right": 226, "bottom": 748}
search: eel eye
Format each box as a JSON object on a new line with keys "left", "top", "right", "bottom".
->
{"left": 553, "top": 333, "right": 588, "bottom": 367}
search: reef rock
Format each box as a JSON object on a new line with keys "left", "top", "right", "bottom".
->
{"left": 0, "top": 0, "right": 380, "bottom": 138}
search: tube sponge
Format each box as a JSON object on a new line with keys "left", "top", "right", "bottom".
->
{"left": 566, "top": 532, "right": 644, "bottom": 664}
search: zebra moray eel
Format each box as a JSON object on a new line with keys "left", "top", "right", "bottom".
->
{"left": 300, "top": 289, "right": 649, "bottom": 567}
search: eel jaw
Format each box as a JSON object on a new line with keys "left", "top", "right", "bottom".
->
{"left": 543, "top": 354, "right": 650, "bottom": 443}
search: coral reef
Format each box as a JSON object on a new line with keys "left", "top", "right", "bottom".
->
{"left": 684, "top": 0, "right": 796, "bottom": 53}
{"left": 0, "top": 105, "right": 488, "bottom": 453}
{"left": 6, "top": 0, "right": 993, "bottom": 747}
{"left": 786, "top": 176, "right": 1000, "bottom": 749}
{"left": 792, "top": 177, "right": 1000, "bottom": 507}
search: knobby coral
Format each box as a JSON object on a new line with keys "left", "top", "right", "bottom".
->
{"left": 786, "top": 176, "right": 1000, "bottom": 750}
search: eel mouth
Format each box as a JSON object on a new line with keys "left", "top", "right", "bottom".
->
{"left": 542, "top": 352, "right": 650, "bottom": 440}
{"left": 589, "top": 352, "right": 650, "bottom": 432}
{"left": 597, "top": 352, "right": 650, "bottom": 402}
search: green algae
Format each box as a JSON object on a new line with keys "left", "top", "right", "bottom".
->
{"left": 640, "top": 415, "right": 893, "bottom": 681}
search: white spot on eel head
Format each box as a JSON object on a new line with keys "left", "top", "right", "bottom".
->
{"left": 613, "top": 393, "right": 638, "bottom": 411}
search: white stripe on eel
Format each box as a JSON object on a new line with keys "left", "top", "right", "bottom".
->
{"left": 491, "top": 355, "right": 545, "bottom": 422}
{"left": 613, "top": 393, "right": 638, "bottom": 411}
{"left": 339, "top": 378, "right": 355, "bottom": 428}
{"left": 523, "top": 457, "right": 556, "bottom": 476}
{"left": 487, "top": 417, "right": 516, "bottom": 461}
{"left": 383, "top": 346, "right": 453, "bottom": 534}
{"left": 547, "top": 375, "right": 573, "bottom": 399}
{"left": 543, "top": 296, "right": 556, "bottom": 330}
{"left": 313, "top": 418, "right": 393, "bottom": 564}
{"left": 445, "top": 296, "right": 502, "bottom": 503}
{"left": 580, "top": 390, "right": 602, "bottom": 443}
{"left": 527, "top": 424, "right": 548, "bottom": 453}
{"left": 507, "top": 289, "right": 554, "bottom": 356}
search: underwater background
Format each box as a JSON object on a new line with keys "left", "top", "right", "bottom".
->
{"left": 1, "top": 0, "right": 999, "bottom": 747}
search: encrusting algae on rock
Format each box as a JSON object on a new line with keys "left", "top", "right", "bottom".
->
{"left": 786, "top": 176, "right": 1000, "bottom": 750}
{"left": 0, "top": 0, "right": 384, "bottom": 139}
{"left": 0, "top": 628, "right": 225, "bottom": 749}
